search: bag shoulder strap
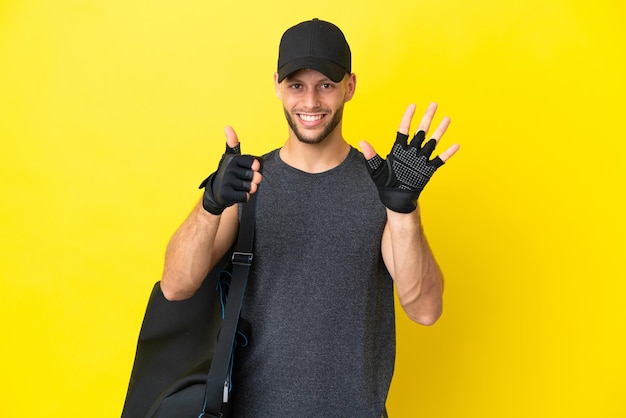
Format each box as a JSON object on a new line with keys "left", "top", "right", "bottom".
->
{"left": 202, "top": 170, "right": 259, "bottom": 417}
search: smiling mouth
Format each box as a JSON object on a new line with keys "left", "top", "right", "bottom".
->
{"left": 298, "top": 114, "right": 325, "bottom": 122}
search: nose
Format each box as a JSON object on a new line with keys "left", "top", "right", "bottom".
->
{"left": 303, "top": 89, "right": 320, "bottom": 109}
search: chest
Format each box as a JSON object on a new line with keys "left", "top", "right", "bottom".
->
{"left": 255, "top": 156, "right": 386, "bottom": 254}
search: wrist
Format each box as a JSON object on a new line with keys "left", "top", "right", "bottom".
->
{"left": 386, "top": 205, "right": 424, "bottom": 236}
{"left": 377, "top": 187, "right": 420, "bottom": 213}
{"left": 202, "top": 193, "right": 227, "bottom": 215}
{"left": 200, "top": 173, "right": 228, "bottom": 215}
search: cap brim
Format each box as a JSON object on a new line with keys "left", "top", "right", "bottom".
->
{"left": 277, "top": 57, "right": 347, "bottom": 83}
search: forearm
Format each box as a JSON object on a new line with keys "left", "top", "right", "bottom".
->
{"left": 384, "top": 206, "right": 444, "bottom": 325}
{"left": 160, "top": 201, "right": 229, "bottom": 301}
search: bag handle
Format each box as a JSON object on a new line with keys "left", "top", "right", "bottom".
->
{"left": 202, "top": 167, "right": 259, "bottom": 417}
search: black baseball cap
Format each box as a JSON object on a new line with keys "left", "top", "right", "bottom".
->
{"left": 277, "top": 18, "right": 351, "bottom": 83}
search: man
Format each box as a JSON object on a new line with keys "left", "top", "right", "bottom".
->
{"left": 161, "top": 18, "right": 459, "bottom": 417}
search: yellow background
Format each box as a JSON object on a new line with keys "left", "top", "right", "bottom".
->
{"left": 1, "top": 0, "right": 625, "bottom": 417}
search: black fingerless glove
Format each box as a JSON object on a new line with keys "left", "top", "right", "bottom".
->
{"left": 199, "top": 144, "right": 255, "bottom": 215}
{"left": 365, "top": 131, "right": 444, "bottom": 213}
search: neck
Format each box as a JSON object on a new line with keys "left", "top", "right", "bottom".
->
{"left": 279, "top": 129, "right": 351, "bottom": 173}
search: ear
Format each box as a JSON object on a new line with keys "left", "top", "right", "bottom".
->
{"left": 274, "top": 72, "right": 282, "bottom": 99}
{"left": 344, "top": 73, "right": 357, "bottom": 103}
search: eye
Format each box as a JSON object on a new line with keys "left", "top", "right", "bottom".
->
{"left": 288, "top": 83, "right": 302, "bottom": 89}
{"left": 321, "top": 83, "right": 333, "bottom": 89}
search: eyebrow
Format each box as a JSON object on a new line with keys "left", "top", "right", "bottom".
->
{"left": 284, "top": 74, "right": 333, "bottom": 84}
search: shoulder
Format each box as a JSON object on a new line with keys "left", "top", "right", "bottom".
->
{"left": 349, "top": 146, "right": 366, "bottom": 161}
{"left": 343, "top": 146, "right": 369, "bottom": 172}
{"left": 261, "top": 148, "right": 280, "bottom": 160}
{"left": 250, "top": 149, "right": 280, "bottom": 176}
{"left": 259, "top": 149, "right": 280, "bottom": 169}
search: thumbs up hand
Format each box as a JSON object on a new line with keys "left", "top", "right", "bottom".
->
{"left": 199, "top": 126, "right": 262, "bottom": 215}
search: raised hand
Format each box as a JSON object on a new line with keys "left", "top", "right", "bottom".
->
{"left": 199, "top": 126, "right": 262, "bottom": 215}
{"left": 359, "top": 103, "right": 459, "bottom": 213}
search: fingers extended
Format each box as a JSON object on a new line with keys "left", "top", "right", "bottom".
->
{"left": 409, "top": 130, "right": 426, "bottom": 148}
{"left": 395, "top": 131, "right": 410, "bottom": 147}
{"left": 438, "top": 143, "right": 460, "bottom": 163}
{"left": 429, "top": 116, "right": 451, "bottom": 142}
{"left": 421, "top": 138, "right": 437, "bottom": 157}
{"left": 398, "top": 104, "right": 417, "bottom": 135}
{"left": 429, "top": 156, "right": 445, "bottom": 169}
{"left": 416, "top": 102, "right": 438, "bottom": 134}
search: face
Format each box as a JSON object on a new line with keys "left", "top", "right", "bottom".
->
{"left": 275, "top": 69, "right": 356, "bottom": 145}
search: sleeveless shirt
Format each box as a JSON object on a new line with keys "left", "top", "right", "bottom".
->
{"left": 231, "top": 147, "right": 396, "bottom": 417}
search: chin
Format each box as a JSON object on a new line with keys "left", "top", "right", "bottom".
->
{"left": 285, "top": 106, "right": 343, "bottom": 145}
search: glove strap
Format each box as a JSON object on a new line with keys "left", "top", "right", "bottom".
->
{"left": 377, "top": 187, "right": 419, "bottom": 213}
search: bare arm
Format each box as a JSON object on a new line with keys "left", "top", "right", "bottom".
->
{"left": 381, "top": 207, "right": 443, "bottom": 325}
{"left": 360, "top": 102, "right": 459, "bottom": 325}
{"left": 160, "top": 202, "right": 239, "bottom": 301}
{"left": 160, "top": 126, "right": 262, "bottom": 301}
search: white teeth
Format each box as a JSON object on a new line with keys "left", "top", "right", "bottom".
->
{"left": 299, "top": 114, "right": 323, "bottom": 122}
